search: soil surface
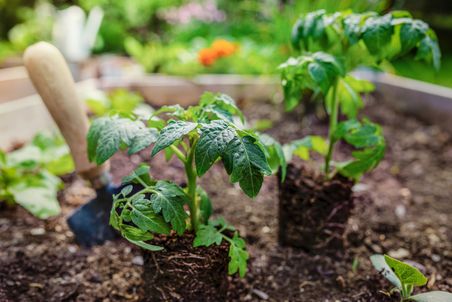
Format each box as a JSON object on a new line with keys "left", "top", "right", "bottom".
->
{"left": 142, "top": 233, "right": 229, "bottom": 302}
{"left": 1, "top": 95, "right": 451, "bottom": 302}
{"left": 278, "top": 164, "right": 354, "bottom": 253}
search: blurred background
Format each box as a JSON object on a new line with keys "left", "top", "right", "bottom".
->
{"left": 0, "top": 0, "right": 451, "bottom": 86}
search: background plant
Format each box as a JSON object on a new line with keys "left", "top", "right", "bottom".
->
{"left": 280, "top": 10, "right": 440, "bottom": 180}
{"left": 371, "top": 254, "right": 452, "bottom": 302}
{"left": 85, "top": 88, "right": 151, "bottom": 117}
{"left": 87, "top": 92, "right": 285, "bottom": 276}
{"left": 0, "top": 133, "right": 74, "bottom": 218}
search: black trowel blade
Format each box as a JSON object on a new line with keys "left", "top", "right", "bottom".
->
{"left": 67, "top": 184, "right": 119, "bottom": 247}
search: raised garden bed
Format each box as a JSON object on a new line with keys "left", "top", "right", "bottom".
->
{"left": 1, "top": 92, "right": 451, "bottom": 301}
{"left": 0, "top": 67, "right": 36, "bottom": 103}
{"left": 2, "top": 70, "right": 452, "bottom": 150}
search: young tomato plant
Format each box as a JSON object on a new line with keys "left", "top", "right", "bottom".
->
{"left": 371, "top": 254, "right": 452, "bottom": 302}
{"left": 280, "top": 10, "right": 440, "bottom": 180}
{"left": 87, "top": 92, "right": 285, "bottom": 277}
{"left": 0, "top": 133, "right": 74, "bottom": 218}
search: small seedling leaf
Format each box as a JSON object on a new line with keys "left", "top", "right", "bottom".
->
{"left": 370, "top": 254, "right": 403, "bottom": 290}
{"left": 409, "top": 291, "right": 452, "bottom": 302}
{"left": 384, "top": 255, "right": 428, "bottom": 287}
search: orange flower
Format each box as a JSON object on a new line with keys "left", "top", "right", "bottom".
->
{"left": 211, "top": 39, "right": 238, "bottom": 58}
{"left": 198, "top": 48, "right": 218, "bottom": 66}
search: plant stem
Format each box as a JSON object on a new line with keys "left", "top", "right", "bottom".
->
{"left": 185, "top": 138, "right": 199, "bottom": 232}
{"left": 170, "top": 145, "right": 187, "bottom": 163}
{"left": 324, "top": 80, "right": 339, "bottom": 177}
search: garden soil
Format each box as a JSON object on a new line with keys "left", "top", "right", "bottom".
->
{"left": 142, "top": 233, "right": 229, "bottom": 302}
{"left": 1, "top": 95, "right": 451, "bottom": 302}
{"left": 278, "top": 164, "right": 354, "bottom": 253}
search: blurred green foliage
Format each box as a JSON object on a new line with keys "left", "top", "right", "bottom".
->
{"left": 0, "top": 0, "right": 451, "bottom": 85}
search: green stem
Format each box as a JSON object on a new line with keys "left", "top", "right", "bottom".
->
{"left": 185, "top": 137, "right": 199, "bottom": 232}
{"left": 170, "top": 145, "right": 187, "bottom": 163}
{"left": 324, "top": 80, "right": 339, "bottom": 178}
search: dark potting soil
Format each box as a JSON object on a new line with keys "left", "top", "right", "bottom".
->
{"left": 278, "top": 164, "right": 354, "bottom": 254}
{"left": 142, "top": 233, "right": 229, "bottom": 302}
{"left": 1, "top": 95, "right": 452, "bottom": 301}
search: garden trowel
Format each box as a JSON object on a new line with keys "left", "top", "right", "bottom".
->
{"left": 23, "top": 42, "right": 119, "bottom": 247}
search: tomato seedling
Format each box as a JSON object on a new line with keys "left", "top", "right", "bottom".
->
{"left": 87, "top": 92, "right": 285, "bottom": 277}
{"left": 371, "top": 254, "right": 452, "bottom": 302}
{"left": 280, "top": 10, "right": 440, "bottom": 180}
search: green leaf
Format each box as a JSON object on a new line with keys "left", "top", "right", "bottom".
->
{"left": 415, "top": 30, "right": 441, "bottom": 71}
{"left": 125, "top": 238, "right": 164, "bottom": 251}
{"left": 122, "top": 164, "right": 154, "bottom": 186}
{"left": 223, "top": 135, "right": 271, "bottom": 198}
{"left": 108, "top": 89, "right": 143, "bottom": 114}
{"left": 7, "top": 133, "right": 74, "bottom": 176}
{"left": 399, "top": 20, "right": 428, "bottom": 54}
{"left": 210, "top": 217, "right": 235, "bottom": 231}
{"left": 384, "top": 255, "right": 428, "bottom": 287}
{"left": 371, "top": 254, "right": 403, "bottom": 289}
{"left": 85, "top": 97, "right": 109, "bottom": 116}
{"left": 228, "top": 232, "right": 249, "bottom": 278}
{"left": 336, "top": 76, "right": 369, "bottom": 118}
{"left": 31, "top": 133, "right": 74, "bottom": 175}
{"left": 195, "top": 120, "right": 236, "bottom": 176}
{"left": 151, "top": 120, "right": 198, "bottom": 156}
{"left": 291, "top": 10, "right": 329, "bottom": 52}
{"left": 120, "top": 185, "right": 133, "bottom": 197}
{"left": 152, "top": 104, "right": 185, "bottom": 118}
{"left": 283, "top": 136, "right": 328, "bottom": 162}
{"left": 343, "top": 13, "right": 373, "bottom": 45}
{"left": 109, "top": 205, "right": 120, "bottom": 229}
{"left": 130, "top": 198, "right": 171, "bottom": 235}
{"left": 344, "top": 75, "right": 375, "bottom": 93}
{"left": 193, "top": 223, "right": 223, "bottom": 247}
{"left": 130, "top": 208, "right": 170, "bottom": 235}
{"left": 362, "top": 14, "right": 394, "bottom": 59}
{"left": 334, "top": 119, "right": 385, "bottom": 179}
{"left": 335, "top": 120, "right": 382, "bottom": 147}
{"left": 309, "top": 52, "right": 344, "bottom": 94}
{"left": 199, "top": 92, "right": 244, "bottom": 122}
{"left": 339, "top": 145, "right": 385, "bottom": 179}
{"left": 409, "top": 291, "right": 452, "bottom": 302}
{"left": 197, "top": 187, "right": 212, "bottom": 224}
{"left": 120, "top": 224, "right": 154, "bottom": 241}
{"left": 150, "top": 181, "right": 189, "bottom": 235}
{"left": 279, "top": 52, "right": 344, "bottom": 106}
{"left": 88, "top": 116, "right": 158, "bottom": 164}
{"left": 258, "top": 133, "right": 287, "bottom": 181}
{"left": 9, "top": 171, "right": 61, "bottom": 219}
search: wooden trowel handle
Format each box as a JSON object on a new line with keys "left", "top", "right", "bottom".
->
{"left": 24, "top": 42, "right": 108, "bottom": 187}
